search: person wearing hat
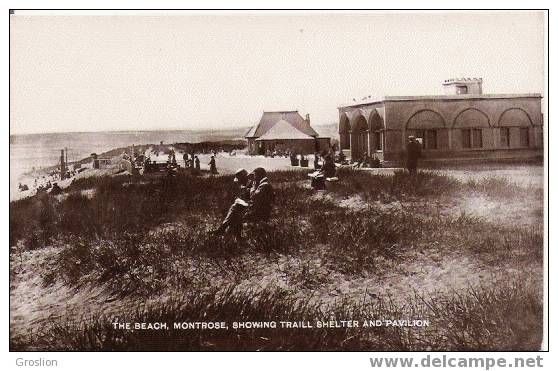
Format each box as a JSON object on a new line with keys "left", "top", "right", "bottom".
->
{"left": 212, "top": 168, "right": 253, "bottom": 237}
{"left": 212, "top": 167, "right": 274, "bottom": 238}
{"left": 405, "top": 135, "right": 422, "bottom": 175}
{"left": 190, "top": 152, "right": 196, "bottom": 168}
{"left": 234, "top": 168, "right": 253, "bottom": 201}
{"left": 244, "top": 167, "right": 274, "bottom": 222}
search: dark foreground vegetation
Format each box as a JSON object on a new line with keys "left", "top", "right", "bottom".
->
{"left": 10, "top": 168, "right": 544, "bottom": 350}
{"left": 14, "top": 280, "right": 541, "bottom": 351}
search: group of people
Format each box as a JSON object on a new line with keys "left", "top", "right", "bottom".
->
{"left": 264, "top": 148, "right": 300, "bottom": 158}
{"left": 34, "top": 180, "right": 61, "bottom": 194}
{"left": 141, "top": 149, "right": 221, "bottom": 175}
{"left": 182, "top": 152, "right": 201, "bottom": 171}
{"left": 352, "top": 153, "right": 382, "bottom": 169}
{"left": 210, "top": 138, "right": 421, "bottom": 237}
{"left": 19, "top": 178, "right": 63, "bottom": 195}
{"left": 167, "top": 149, "right": 177, "bottom": 165}
{"left": 18, "top": 170, "right": 68, "bottom": 195}
{"left": 182, "top": 150, "right": 220, "bottom": 175}
{"left": 213, "top": 167, "right": 274, "bottom": 239}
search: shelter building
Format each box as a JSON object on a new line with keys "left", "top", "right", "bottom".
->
{"left": 338, "top": 78, "right": 543, "bottom": 164}
{"left": 245, "top": 111, "right": 330, "bottom": 155}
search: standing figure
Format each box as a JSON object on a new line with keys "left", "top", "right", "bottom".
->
{"left": 405, "top": 135, "right": 422, "bottom": 175}
{"left": 194, "top": 155, "right": 200, "bottom": 170}
{"left": 209, "top": 155, "right": 218, "bottom": 175}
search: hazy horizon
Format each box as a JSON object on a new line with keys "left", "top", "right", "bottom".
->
{"left": 9, "top": 125, "right": 252, "bottom": 136}
{"left": 10, "top": 12, "right": 545, "bottom": 135}
{"left": 8, "top": 122, "right": 337, "bottom": 136}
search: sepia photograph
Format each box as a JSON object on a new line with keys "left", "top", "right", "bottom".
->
{"left": 9, "top": 10, "right": 547, "bottom": 352}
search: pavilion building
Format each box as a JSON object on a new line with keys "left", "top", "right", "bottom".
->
{"left": 338, "top": 78, "right": 543, "bottom": 164}
{"left": 245, "top": 111, "right": 330, "bottom": 155}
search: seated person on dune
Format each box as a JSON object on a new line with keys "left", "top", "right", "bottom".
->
{"left": 310, "top": 152, "right": 337, "bottom": 190}
{"left": 212, "top": 167, "right": 274, "bottom": 238}
{"left": 321, "top": 152, "right": 336, "bottom": 178}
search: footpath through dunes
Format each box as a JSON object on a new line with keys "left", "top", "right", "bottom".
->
{"left": 9, "top": 165, "right": 544, "bottom": 350}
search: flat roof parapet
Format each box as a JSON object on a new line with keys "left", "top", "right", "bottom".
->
{"left": 339, "top": 93, "right": 542, "bottom": 108}
{"left": 443, "top": 77, "right": 483, "bottom": 84}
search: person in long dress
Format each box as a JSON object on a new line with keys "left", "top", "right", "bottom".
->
{"left": 209, "top": 155, "right": 218, "bottom": 175}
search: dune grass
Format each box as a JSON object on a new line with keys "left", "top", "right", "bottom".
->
{"left": 13, "top": 279, "right": 542, "bottom": 351}
{"left": 9, "top": 169, "right": 544, "bottom": 351}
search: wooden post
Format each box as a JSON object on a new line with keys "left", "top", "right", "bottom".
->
{"left": 60, "top": 149, "right": 66, "bottom": 180}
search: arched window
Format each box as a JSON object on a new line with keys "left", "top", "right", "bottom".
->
{"left": 498, "top": 108, "right": 533, "bottom": 148}
{"left": 406, "top": 110, "right": 446, "bottom": 150}
{"left": 453, "top": 108, "right": 490, "bottom": 149}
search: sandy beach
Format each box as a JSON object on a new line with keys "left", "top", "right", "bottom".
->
{"left": 11, "top": 145, "right": 544, "bottom": 203}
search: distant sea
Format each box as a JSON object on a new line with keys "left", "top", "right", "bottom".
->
{"left": 9, "top": 129, "right": 247, "bottom": 195}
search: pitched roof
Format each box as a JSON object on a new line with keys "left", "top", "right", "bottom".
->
{"left": 255, "top": 120, "right": 313, "bottom": 141}
{"left": 245, "top": 111, "right": 319, "bottom": 139}
{"left": 244, "top": 125, "right": 258, "bottom": 138}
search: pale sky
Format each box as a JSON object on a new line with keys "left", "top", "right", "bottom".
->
{"left": 10, "top": 12, "right": 545, "bottom": 135}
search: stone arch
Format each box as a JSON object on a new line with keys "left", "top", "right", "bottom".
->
{"left": 350, "top": 114, "right": 369, "bottom": 158}
{"left": 452, "top": 108, "right": 491, "bottom": 128}
{"left": 452, "top": 108, "right": 490, "bottom": 150}
{"left": 497, "top": 108, "right": 534, "bottom": 148}
{"left": 497, "top": 108, "right": 533, "bottom": 127}
{"left": 339, "top": 112, "right": 351, "bottom": 133}
{"left": 369, "top": 109, "right": 384, "bottom": 130}
{"left": 405, "top": 109, "right": 446, "bottom": 130}
{"left": 351, "top": 114, "right": 368, "bottom": 132}
{"left": 405, "top": 109, "right": 446, "bottom": 150}
{"left": 349, "top": 110, "right": 369, "bottom": 131}
{"left": 369, "top": 110, "right": 385, "bottom": 152}
{"left": 339, "top": 112, "right": 351, "bottom": 150}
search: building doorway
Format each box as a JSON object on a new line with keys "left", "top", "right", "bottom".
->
{"left": 350, "top": 116, "right": 368, "bottom": 160}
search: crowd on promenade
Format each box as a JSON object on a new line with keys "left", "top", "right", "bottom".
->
{"left": 15, "top": 138, "right": 424, "bottom": 241}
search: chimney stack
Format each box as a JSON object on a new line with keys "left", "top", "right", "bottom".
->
{"left": 306, "top": 113, "right": 310, "bottom": 124}
{"left": 442, "top": 77, "right": 483, "bottom": 95}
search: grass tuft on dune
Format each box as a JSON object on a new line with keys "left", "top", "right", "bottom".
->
{"left": 9, "top": 168, "right": 544, "bottom": 351}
